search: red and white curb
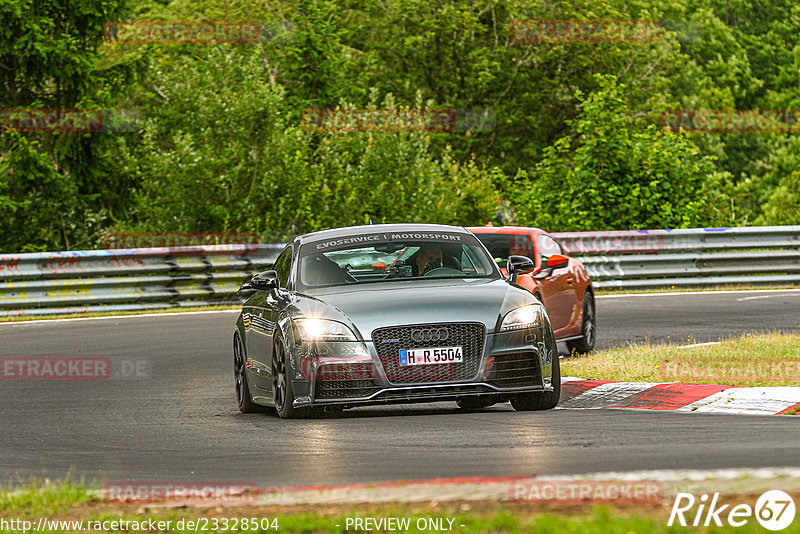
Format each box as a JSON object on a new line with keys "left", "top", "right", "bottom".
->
{"left": 95, "top": 468, "right": 800, "bottom": 507}
{"left": 560, "top": 378, "right": 800, "bottom": 416}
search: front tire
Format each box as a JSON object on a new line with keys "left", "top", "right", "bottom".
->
{"left": 234, "top": 332, "right": 267, "bottom": 413}
{"left": 511, "top": 352, "right": 561, "bottom": 411}
{"left": 272, "top": 337, "right": 318, "bottom": 419}
{"left": 567, "top": 292, "right": 596, "bottom": 354}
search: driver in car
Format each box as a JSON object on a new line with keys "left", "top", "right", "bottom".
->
{"left": 414, "top": 244, "right": 444, "bottom": 275}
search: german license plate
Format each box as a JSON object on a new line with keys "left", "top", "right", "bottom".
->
{"left": 399, "top": 346, "right": 463, "bottom": 366}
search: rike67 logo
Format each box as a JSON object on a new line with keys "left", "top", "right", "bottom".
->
{"left": 669, "top": 490, "right": 796, "bottom": 531}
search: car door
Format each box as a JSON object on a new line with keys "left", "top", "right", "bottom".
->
{"left": 246, "top": 245, "right": 292, "bottom": 392}
{"left": 536, "top": 233, "right": 574, "bottom": 333}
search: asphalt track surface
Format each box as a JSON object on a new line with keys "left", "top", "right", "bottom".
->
{"left": 0, "top": 289, "right": 799, "bottom": 486}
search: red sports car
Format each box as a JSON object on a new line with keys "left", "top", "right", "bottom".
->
{"left": 468, "top": 226, "right": 595, "bottom": 353}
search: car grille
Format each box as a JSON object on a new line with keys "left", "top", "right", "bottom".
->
{"left": 486, "top": 352, "right": 542, "bottom": 387}
{"left": 316, "top": 379, "right": 379, "bottom": 399}
{"left": 372, "top": 322, "right": 485, "bottom": 384}
{"left": 314, "top": 362, "right": 379, "bottom": 399}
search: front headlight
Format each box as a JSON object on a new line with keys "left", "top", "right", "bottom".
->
{"left": 500, "top": 304, "right": 544, "bottom": 332}
{"left": 295, "top": 318, "right": 358, "bottom": 341}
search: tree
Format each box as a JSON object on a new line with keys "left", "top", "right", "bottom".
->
{"left": 115, "top": 46, "right": 497, "bottom": 237}
{"left": 757, "top": 136, "right": 800, "bottom": 225}
{"left": 0, "top": 0, "right": 137, "bottom": 252}
{"left": 514, "top": 75, "right": 718, "bottom": 231}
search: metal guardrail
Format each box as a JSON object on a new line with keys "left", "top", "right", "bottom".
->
{"left": 1, "top": 226, "right": 798, "bottom": 316}
{"left": 0, "top": 244, "right": 282, "bottom": 317}
{"left": 553, "top": 226, "right": 800, "bottom": 289}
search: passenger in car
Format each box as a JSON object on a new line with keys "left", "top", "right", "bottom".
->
{"left": 304, "top": 254, "right": 354, "bottom": 286}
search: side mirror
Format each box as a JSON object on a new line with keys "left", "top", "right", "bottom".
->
{"left": 250, "top": 270, "right": 279, "bottom": 291}
{"left": 534, "top": 254, "right": 570, "bottom": 279}
{"left": 507, "top": 255, "right": 535, "bottom": 283}
{"left": 544, "top": 254, "right": 569, "bottom": 271}
{"left": 237, "top": 281, "right": 254, "bottom": 295}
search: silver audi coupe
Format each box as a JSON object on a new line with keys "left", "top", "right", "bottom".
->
{"left": 232, "top": 223, "right": 560, "bottom": 418}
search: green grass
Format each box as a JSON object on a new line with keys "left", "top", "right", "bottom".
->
{"left": 562, "top": 332, "right": 800, "bottom": 386}
{"left": 0, "top": 481, "right": 92, "bottom": 516}
{"left": 3, "top": 482, "right": 799, "bottom": 533}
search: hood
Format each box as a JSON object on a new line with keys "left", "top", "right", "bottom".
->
{"left": 296, "top": 278, "right": 534, "bottom": 339}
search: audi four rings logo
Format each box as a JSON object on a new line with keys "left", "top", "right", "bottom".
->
{"left": 410, "top": 328, "right": 450, "bottom": 343}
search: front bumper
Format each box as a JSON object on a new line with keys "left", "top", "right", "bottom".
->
{"left": 290, "top": 327, "right": 554, "bottom": 408}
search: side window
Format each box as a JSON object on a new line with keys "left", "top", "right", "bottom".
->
{"left": 476, "top": 234, "right": 534, "bottom": 264}
{"left": 273, "top": 246, "right": 292, "bottom": 288}
{"left": 461, "top": 246, "right": 489, "bottom": 274}
{"left": 509, "top": 234, "right": 535, "bottom": 257}
{"left": 537, "top": 234, "right": 562, "bottom": 259}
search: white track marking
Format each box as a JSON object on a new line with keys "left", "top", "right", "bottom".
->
{"left": 737, "top": 293, "right": 800, "bottom": 302}
{"left": 560, "top": 376, "right": 586, "bottom": 383}
{"left": 0, "top": 309, "right": 239, "bottom": 327}
{"left": 560, "top": 379, "right": 800, "bottom": 415}
{"left": 678, "top": 387, "right": 800, "bottom": 415}
{"left": 677, "top": 341, "right": 722, "bottom": 349}
{"left": 597, "top": 288, "right": 800, "bottom": 299}
{"left": 559, "top": 381, "right": 659, "bottom": 409}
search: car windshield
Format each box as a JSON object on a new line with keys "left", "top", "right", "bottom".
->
{"left": 473, "top": 233, "right": 535, "bottom": 267}
{"left": 298, "top": 231, "right": 499, "bottom": 289}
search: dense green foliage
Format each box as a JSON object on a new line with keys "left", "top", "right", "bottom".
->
{"left": 515, "top": 75, "right": 720, "bottom": 230}
{"left": 0, "top": 0, "right": 142, "bottom": 251}
{"left": 120, "top": 48, "right": 495, "bottom": 236}
{"left": 1, "top": 0, "right": 799, "bottom": 252}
